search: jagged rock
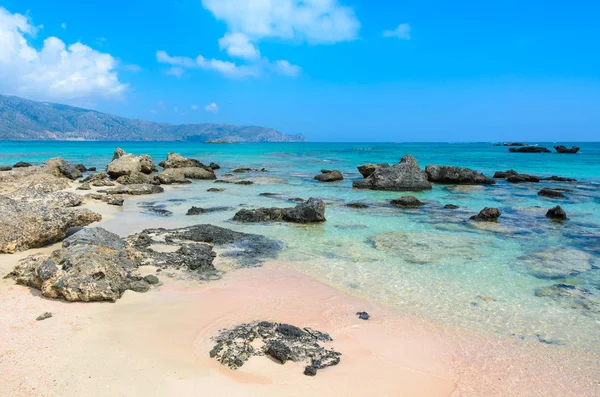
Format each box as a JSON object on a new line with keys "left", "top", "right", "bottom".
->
{"left": 534, "top": 284, "right": 599, "bottom": 314}
{"left": 36, "top": 312, "right": 53, "bottom": 321}
{"left": 44, "top": 157, "right": 83, "bottom": 180}
{"left": 155, "top": 169, "right": 191, "bottom": 185}
{"left": 425, "top": 165, "right": 495, "bottom": 185}
{"left": 112, "top": 148, "right": 125, "bottom": 160}
{"left": 356, "top": 312, "right": 370, "bottom": 320}
{"left": 116, "top": 172, "right": 160, "bottom": 185}
{"left": 209, "top": 321, "right": 341, "bottom": 376}
{"left": 390, "top": 196, "right": 424, "bottom": 208}
{"left": 98, "top": 184, "right": 164, "bottom": 195}
{"left": 546, "top": 205, "right": 567, "bottom": 221}
{"left": 75, "top": 164, "right": 87, "bottom": 172}
{"left": 509, "top": 146, "right": 551, "bottom": 153}
{"left": 85, "top": 193, "right": 125, "bottom": 206}
{"left": 357, "top": 163, "right": 389, "bottom": 178}
{"left": 506, "top": 174, "right": 540, "bottom": 183}
{"left": 159, "top": 152, "right": 206, "bottom": 169}
{"left": 541, "top": 175, "right": 577, "bottom": 182}
{"left": 353, "top": 155, "right": 432, "bottom": 191}
{"left": 186, "top": 206, "right": 231, "bottom": 215}
{"left": 538, "top": 188, "right": 566, "bottom": 198}
{"left": 13, "top": 162, "right": 32, "bottom": 168}
{"left": 234, "top": 198, "right": 325, "bottom": 223}
{"left": 470, "top": 207, "right": 501, "bottom": 222}
{"left": 444, "top": 204, "right": 459, "bottom": 209}
{"left": 0, "top": 166, "right": 12, "bottom": 171}
{"left": 314, "top": 170, "right": 343, "bottom": 182}
{"left": 6, "top": 189, "right": 83, "bottom": 208}
{"left": 207, "top": 188, "right": 224, "bottom": 192}
{"left": 554, "top": 146, "right": 580, "bottom": 154}
{"left": 106, "top": 149, "right": 155, "bottom": 178}
{"left": 8, "top": 228, "right": 145, "bottom": 302}
{"left": 493, "top": 170, "right": 519, "bottom": 179}
{"left": 77, "top": 182, "right": 91, "bottom": 191}
{"left": 346, "top": 203, "right": 368, "bottom": 209}
{"left": 0, "top": 196, "right": 102, "bottom": 253}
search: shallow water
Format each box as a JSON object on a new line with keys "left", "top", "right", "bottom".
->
{"left": 2, "top": 141, "right": 599, "bottom": 352}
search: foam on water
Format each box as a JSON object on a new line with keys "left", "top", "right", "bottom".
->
{"left": 2, "top": 141, "right": 599, "bottom": 352}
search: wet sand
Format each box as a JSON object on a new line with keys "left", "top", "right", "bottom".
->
{"left": 1, "top": 190, "right": 599, "bottom": 397}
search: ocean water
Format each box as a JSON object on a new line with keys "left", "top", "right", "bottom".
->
{"left": 2, "top": 141, "right": 599, "bottom": 352}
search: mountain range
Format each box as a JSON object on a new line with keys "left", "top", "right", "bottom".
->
{"left": 0, "top": 95, "right": 305, "bottom": 142}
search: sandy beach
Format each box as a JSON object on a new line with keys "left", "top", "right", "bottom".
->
{"left": 1, "top": 196, "right": 599, "bottom": 397}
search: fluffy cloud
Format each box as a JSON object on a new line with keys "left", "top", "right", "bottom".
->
{"left": 383, "top": 23, "right": 411, "bottom": 40}
{"left": 0, "top": 7, "right": 127, "bottom": 101}
{"left": 191, "top": 105, "right": 199, "bottom": 111}
{"left": 201, "top": 0, "right": 360, "bottom": 43}
{"left": 156, "top": 50, "right": 260, "bottom": 79}
{"left": 273, "top": 60, "right": 301, "bottom": 77}
{"left": 219, "top": 32, "right": 260, "bottom": 60}
{"left": 205, "top": 102, "right": 219, "bottom": 113}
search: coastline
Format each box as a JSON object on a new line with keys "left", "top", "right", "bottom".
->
{"left": 1, "top": 198, "right": 599, "bottom": 397}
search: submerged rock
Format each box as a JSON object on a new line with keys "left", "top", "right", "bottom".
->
{"left": 554, "top": 145, "right": 580, "bottom": 154}
{"left": 98, "top": 184, "right": 164, "bottom": 195}
{"left": 209, "top": 321, "right": 341, "bottom": 376}
{"left": 233, "top": 198, "right": 326, "bottom": 223}
{"left": 390, "top": 196, "right": 424, "bottom": 208}
{"left": 519, "top": 248, "right": 595, "bottom": 279}
{"left": 207, "top": 188, "right": 224, "bottom": 192}
{"left": 503, "top": 142, "right": 525, "bottom": 146}
{"left": 0, "top": 196, "right": 102, "bottom": 253}
{"left": 509, "top": 146, "right": 551, "bottom": 153}
{"left": 106, "top": 149, "right": 155, "bottom": 178}
{"left": 425, "top": 165, "right": 495, "bottom": 185}
{"left": 534, "top": 284, "right": 599, "bottom": 314}
{"left": 353, "top": 155, "right": 432, "bottom": 191}
{"left": 470, "top": 207, "right": 501, "bottom": 222}
{"left": 538, "top": 188, "right": 566, "bottom": 198}
{"left": 314, "top": 169, "right": 344, "bottom": 182}
{"left": 444, "top": 204, "right": 460, "bottom": 209}
{"left": 541, "top": 175, "right": 577, "bottom": 182}
{"left": 506, "top": 174, "right": 540, "bottom": 183}
{"left": 45, "top": 157, "right": 83, "bottom": 180}
{"left": 186, "top": 206, "right": 231, "bottom": 215}
{"left": 546, "top": 205, "right": 567, "bottom": 221}
{"left": 346, "top": 202, "right": 368, "bottom": 209}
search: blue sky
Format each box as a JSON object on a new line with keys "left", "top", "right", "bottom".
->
{"left": 1, "top": 0, "right": 599, "bottom": 141}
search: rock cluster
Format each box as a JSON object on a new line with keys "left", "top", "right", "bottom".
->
{"left": 233, "top": 198, "right": 326, "bottom": 223}
{"left": 353, "top": 155, "right": 432, "bottom": 191}
{"left": 425, "top": 165, "right": 495, "bottom": 185}
{"left": 209, "top": 321, "right": 341, "bottom": 376}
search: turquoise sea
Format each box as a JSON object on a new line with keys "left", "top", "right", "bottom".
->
{"left": 2, "top": 141, "right": 599, "bottom": 352}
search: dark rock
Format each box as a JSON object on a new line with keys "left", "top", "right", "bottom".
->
{"left": 503, "top": 142, "right": 525, "bottom": 146}
{"left": 233, "top": 198, "right": 326, "bottom": 224}
{"left": 207, "top": 188, "right": 224, "bottom": 192}
{"left": 444, "top": 204, "right": 459, "bottom": 209}
{"left": 260, "top": 192, "right": 278, "bottom": 197}
{"left": 554, "top": 146, "right": 580, "bottom": 154}
{"left": 186, "top": 206, "right": 231, "bottom": 215}
{"left": 538, "top": 188, "right": 566, "bottom": 198}
{"left": 36, "top": 312, "right": 53, "bottom": 321}
{"left": 232, "top": 168, "right": 252, "bottom": 173}
{"left": 87, "top": 167, "right": 97, "bottom": 172}
{"left": 128, "top": 280, "right": 151, "bottom": 293}
{"left": 143, "top": 206, "right": 173, "bottom": 217}
{"left": 235, "top": 180, "right": 254, "bottom": 185}
{"left": 509, "top": 146, "right": 551, "bottom": 153}
{"left": 353, "top": 155, "right": 432, "bottom": 191}
{"left": 346, "top": 203, "right": 368, "bottom": 209}
{"left": 470, "top": 207, "right": 501, "bottom": 222}
{"left": 390, "top": 196, "right": 424, "bottom": 208}
{"left": 75, "top": 164, "right": 87, "bottom": 172}
{"left": 288, "top": 197, "right": 306, "bottom": 203}
{"left": 506, "top": 174, "right": 540, "bottom": 183}
{"left": 0, "top": 166, "right": 12, "bottom": 171}
{"left": 45, "top": 157, "right": 83, "bottom": 180}
{"left": 546, "top": 205, "right": 567, "bottom": 221}
{"left": 357, "top": 163, "right": 388, "bottom": 178}
{"left": 425, "top": 165, "right": 495, "bottom": 185}
{"left": 144, "top": 275, "right": 159, "bottom": 284}
{"left": 356, "top": 311, "right": 370, "bottom": 320}
{"left": 209, "top": 321, "right": 341, "bottom": 375}
{"left": 209, "top": 162, "right": 220, "bottom": 170}
{"left": 541, "top": 175, "right": 577, "bottom": 182}
{"left": 314, "top": 170, "right": 343, "bottom": 182}
{"left": 493, "top": 170, "right": 519, "bottom": 179}
{"left": 214, "top": 180, "right": 232, "bottom": 184}
{"left": 13, "top": 162, "right": 32, "bottom": 168}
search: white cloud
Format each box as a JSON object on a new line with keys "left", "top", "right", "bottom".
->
{"left": 150, "top": 109, "right": 158, "bottom": 114}
{"left": 0, "top": 7, "right": 127, "bottom": 101}
{"left": 204, "top": 102, "right": 219, "bottom": 113}
{"left": 383, "top": 23, "right": 411, "bottom": 40}
{"left": 201, "top": 0, "right": 360, "bottom": 43}
{"left": 61, "top": 22, "right": 66, "bottom": 29}
{"left": 121, "top": 64, "right": 141, "bottom": 72}
{"left": 273, "top": 60, "right": 301, "bottom": 77}
{"left": 219, "top": 32, "right": 260, "bottom": 59}
{"left": 156, "top": 50, "right": 260, "bottom": 79}
{"left": 191, "top": 105, "right": 198, "bottom": 111}
{"left": 165, "top": 66, "right": 185, "bottom": 78}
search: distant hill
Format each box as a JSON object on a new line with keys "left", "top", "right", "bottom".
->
{"left": 0, "top": 94, "right": 305, "bottom": 142}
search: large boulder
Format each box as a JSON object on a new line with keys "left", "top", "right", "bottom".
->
{"left": 509, "top": 146, "right": 551, "bottom": 153}
{"left": 6, "top": 189, "right": 83, "bottom": 208}
{"left": 357, "top": 163, "right": 389, "bottom": 178}
{"left": 106, "top": 149, "right": 155, "bottom": 178}
{"left": 233, "top": 198, "right": 326, "bottom": 224}
{"left": 0, "top": 196, "right": 102, "bottom": 253}
{"left": 425, "top": 165, "right": 495, "bottom": 185}
{"left": 0, "top": 167, "right": 71, "bottom": 193}
{"left": 470, "top": 207, "right": 501, "bottom": 222}
{"left": 352, "top": 155, "right": 432, "bottom": 191}
{"left": 314, "top": 170, "right": 343, "bottom": 182}
{"left": 116, "top": 172, "right": 160, "bottom": 185}
{"left": 169, "top": 167, "right": 216, "bottom": 180}
{"left": 156, "top": 169, "right": 191, "bottom": 185}
{"left": 159, "top": 152, "right": 206, "bottom": 169}
{"left": 554, "top": 146, "right": 580, "bottom": 154}
{"left": 45, "top": 157, "right": 83, "bottom": 180}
